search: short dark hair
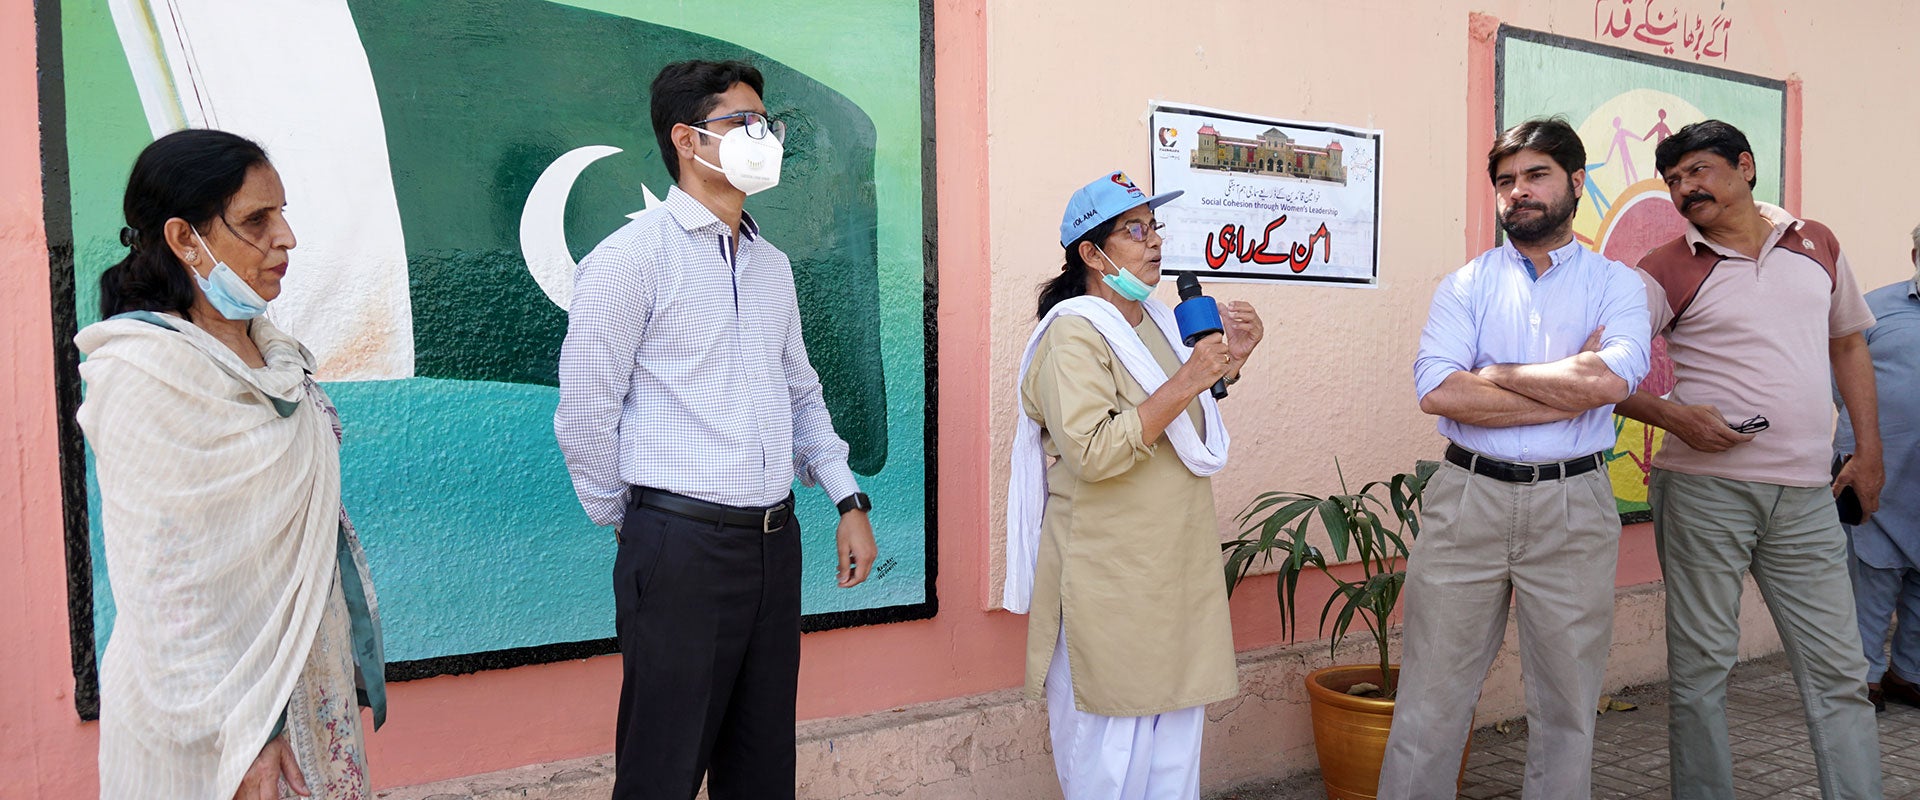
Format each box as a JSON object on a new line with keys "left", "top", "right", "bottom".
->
{"left": 1654, "top": 119, "right": 1756, "bottom": 189}
{"left": 1486, "top": 117, "right": 1586, "bottom": 185}
{"left": 650, "top": 60, "right": 766, "bottom": 182}
{"left": 100, "top": 129, "right": 270, "bottom": 322}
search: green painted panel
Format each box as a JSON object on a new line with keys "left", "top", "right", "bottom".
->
{"left": 59, "top": 0, "right": 930, "bottom": 671}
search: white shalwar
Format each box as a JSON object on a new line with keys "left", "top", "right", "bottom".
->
{"left": 1045, "top": 626, "right": 1206, "bottom": 800}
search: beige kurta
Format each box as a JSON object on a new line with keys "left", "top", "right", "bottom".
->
{"left": 1020, "top": 314, "right": 1238, "bottom": 717}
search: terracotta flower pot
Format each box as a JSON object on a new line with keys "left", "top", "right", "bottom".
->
{"left": 1304, "top": 664, "right": 1467, "bottom": 799}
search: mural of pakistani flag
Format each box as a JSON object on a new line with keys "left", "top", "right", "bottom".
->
{"left": 54, "top": 0, "right": 932, "bottom": 683}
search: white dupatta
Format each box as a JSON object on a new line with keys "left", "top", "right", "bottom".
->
{"left": 1003, "top": 295, "right": 1230, "bottom": 613}
{"left": 78, "top": 313, "right": 342, "bottom": 800}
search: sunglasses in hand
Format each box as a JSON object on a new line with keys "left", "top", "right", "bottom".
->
{"left": 1728, "top": 415, "right": 1769, "bottom": 434}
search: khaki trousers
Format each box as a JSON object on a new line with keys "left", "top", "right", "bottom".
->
{"left": 1379, "top": 459, "right": 1620, "bottom": 800}
{"left": 1650, "top": 469, "right": 1880, "bottom": 800}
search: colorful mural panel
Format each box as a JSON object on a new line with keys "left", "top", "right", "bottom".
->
{"left": 1497, "top": 26, "right": 1787, "bottom": 518}
{"left": 50, "top": 0, "right": 934, "bottom": 704}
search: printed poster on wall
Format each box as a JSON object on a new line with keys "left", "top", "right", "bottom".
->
{"left": 1149, "top": 103, "right": 1381, "bottom": 286}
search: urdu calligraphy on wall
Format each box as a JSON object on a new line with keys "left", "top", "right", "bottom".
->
{"left": 1149, "top": 103, "right": 1382, "bottom": 286}
{"left": 1593, "top": 0, "right": 1734, "bottom": 62}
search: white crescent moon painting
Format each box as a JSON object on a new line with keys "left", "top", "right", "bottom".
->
{"left": 519, "top": 146, "right": 666, "bottom": 310}
{"left": 519, "top": 145, "right": 621, "bottom": 310}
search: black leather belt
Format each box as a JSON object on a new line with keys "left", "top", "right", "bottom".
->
{"left": 631, "top": 487, "right": 793, "bottom": 533}
{"left": 1445, "top": 443, "right": 1604, "bottom": 484}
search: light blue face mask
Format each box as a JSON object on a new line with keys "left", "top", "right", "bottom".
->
{"left": 1095, "top": 245, "right": 1156, "bottom": 302}
{"left": 190, "top": 228, "right": 271, "bottom": 320}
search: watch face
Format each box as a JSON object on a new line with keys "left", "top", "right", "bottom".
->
{"left": 840, "top": 493, "right": 872, "bottom": 513}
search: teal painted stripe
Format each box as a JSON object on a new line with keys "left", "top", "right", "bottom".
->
{"left": 89, "top": 376, "right": 926, "bottom": 662}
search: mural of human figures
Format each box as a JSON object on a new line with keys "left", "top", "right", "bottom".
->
{"left": 1498, "top": 27, "right": 1788, "bottom": 518}
{"left": 52, "top": 0, "right": 933, "bottom": 687}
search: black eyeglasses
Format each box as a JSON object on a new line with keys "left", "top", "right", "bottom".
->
{"left": 1730, "top": 415, "right": 1769, "bottom": 434}
{"left": 690, "top": 110, "right": 787, "bottom": 143}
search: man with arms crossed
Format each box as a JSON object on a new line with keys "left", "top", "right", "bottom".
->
{"left": 555, "top": 60, "right": 879, "bottom": 800}
{"left": 1383, "top": 117, "right": 1651, "bottom": 799}
{"left": 1619, "top": 119, "right": 1882, "bottom": 799}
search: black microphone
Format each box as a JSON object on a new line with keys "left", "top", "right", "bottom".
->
{"left": 1173, "top": 272, "right": 1228, "bottom": 400}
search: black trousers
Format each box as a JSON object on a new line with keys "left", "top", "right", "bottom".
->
{"left": 612, "top": 491, "right": 801, "bottom": 800}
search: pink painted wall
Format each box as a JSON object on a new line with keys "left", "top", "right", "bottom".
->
{"left": 8, "top": 1, "right": 1920, "bottom": 796}
{"left": 1, "top": 3, "right": 100, "bottom": 798}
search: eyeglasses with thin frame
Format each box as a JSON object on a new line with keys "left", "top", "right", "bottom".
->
{"left": 1115, "top": 220, "right": 1166, "bottom": 243}
{"left": 1730, "top": 414, "right": 1769, "bottom": 434}
{"left": 690, "top": 110, "right": 787, "bottom": 143}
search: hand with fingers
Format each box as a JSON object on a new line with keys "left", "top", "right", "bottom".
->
{"left": 1834, "top": 451, "right": 1885, "bottom": 518}
{"left": 1223, "top": 300, "right": 1265, "bottom": 368}
{"left": 1177, "top": 333, "right": 1233, "bottom": 397}
{"left": 233, "top": 735, "right": 307, "bottom": 800}
{"left": 835, "top": 510, "right": 878, "bottom": 588}
{"left": 1667, "top": 403, "right": 1756, "bottom": 453}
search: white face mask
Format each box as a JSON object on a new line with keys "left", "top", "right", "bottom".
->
{"left": 189, "top": 228, "right": 270, "bottom": 320}
{"left": 690, "top": 124, "right": 784, "bottom": 196}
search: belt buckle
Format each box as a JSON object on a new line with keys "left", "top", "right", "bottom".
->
{"left": 1522, "top": 463, "right": 1541, "bottom": 485}
{"left": 763, "top": 505, "right": 783, "bottom": 534}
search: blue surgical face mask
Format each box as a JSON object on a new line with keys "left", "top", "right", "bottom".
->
{"left": 1095, "top": 245, "right": 1156, "bottom": 302}
{"left": 190, "top": 228, "right": 271, "bottom": 320}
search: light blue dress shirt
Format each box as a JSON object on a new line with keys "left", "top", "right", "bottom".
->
{"left": 1414, "top": 239, "right": 1653, "bottom": 463}
{"left": 555, "top": 187, "right": 859, "bottom": 526}
{"left": 1835, "top": 277, "right": 1920, "bottom": 570}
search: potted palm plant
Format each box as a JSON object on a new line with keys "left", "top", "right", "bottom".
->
{"left": 1221, "top": 459, "right": 1444, "bottom": 800}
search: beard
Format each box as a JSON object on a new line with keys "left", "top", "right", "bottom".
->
{"left": 1500, "top": 184, "right": 1579, "bottom": 245}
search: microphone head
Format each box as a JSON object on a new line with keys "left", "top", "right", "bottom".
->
{"left": 1176, "top": 271, "right": 1203, "bottom": 301}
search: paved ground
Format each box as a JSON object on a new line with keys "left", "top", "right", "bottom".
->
{"left": 1211, "top": 654, "right": 1920, "bottom": 800}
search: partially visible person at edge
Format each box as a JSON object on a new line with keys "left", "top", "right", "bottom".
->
{"left": 1005, "top": 169, "right": 1264, "bottom": 799}
{"left": 79, "top": 128, "right": 387, "bottom": 800}
{"left": 554, "top": 60, "right": 878, "bottom": 800}
{"left": 1617, "top": 119, "right": 1884, "bottom": 800}
{"left": 1831, "top": 221, "right": 1920, "bottom": 714}
{"left": 1381, "top": 117, "right": 1652, "bottom": 800}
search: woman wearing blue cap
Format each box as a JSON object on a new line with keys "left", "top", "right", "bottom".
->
{"left": 1004, "top": 170, "right": 1263, "bottom": 798}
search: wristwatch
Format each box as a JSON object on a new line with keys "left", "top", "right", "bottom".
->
{"left": 836, "top": 492, "right": 873, "bottom": 516}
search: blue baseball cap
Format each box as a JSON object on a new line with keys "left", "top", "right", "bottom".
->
{"left": 1059, "top": 170, "right": 1184, "bottom": 248}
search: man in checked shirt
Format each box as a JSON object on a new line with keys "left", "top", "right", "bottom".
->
{"left": 555, "top": 59, "right": 878, "bottom": 800}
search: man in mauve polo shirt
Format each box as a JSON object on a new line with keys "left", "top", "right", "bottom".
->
{"left": 1618, "top": 120, "right": 1884, "bottom": 800}
{"left": 1383, "top": 117, "right": 1651, "bottom": 800}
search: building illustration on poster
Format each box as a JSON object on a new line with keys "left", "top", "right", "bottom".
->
{"left": 1190, "top": 125, "right": 1349, "bottom": 185}
{"left": 1496, "top": 26, "right": 1787, "bottom": 520}
{"left": 1151, "top": 103, "right": 1380, "bottom": 285}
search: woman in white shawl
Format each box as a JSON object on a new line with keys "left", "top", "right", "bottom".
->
{"left": 77, "top": 129, "right": 386, "bottom": 800}
{"left": 1007, "top": 170, "right": 1263, "bottom": 799}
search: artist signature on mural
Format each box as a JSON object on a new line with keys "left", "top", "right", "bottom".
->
{"left": 873, "top": 556, "right": 898, "bottom": 580}
{"left": 1204, "top": 215, "right": 1332, "bottom": 273}
{"left": 1594, "top": 0, "right": 1731, "bottom": 62}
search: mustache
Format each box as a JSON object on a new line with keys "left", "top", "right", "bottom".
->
{"left": 1503, "top": 200, "right": 1549, "bottom": 218}
{"left": 1681, "top": 191, "right": 1716, "bottom": 212}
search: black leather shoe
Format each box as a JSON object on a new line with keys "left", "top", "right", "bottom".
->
{"left": 1885, "top": 671, "right": 1920, "bottom": 709}
{"left": 1871, "top": 683, "right": 1887, "bottom": 713}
